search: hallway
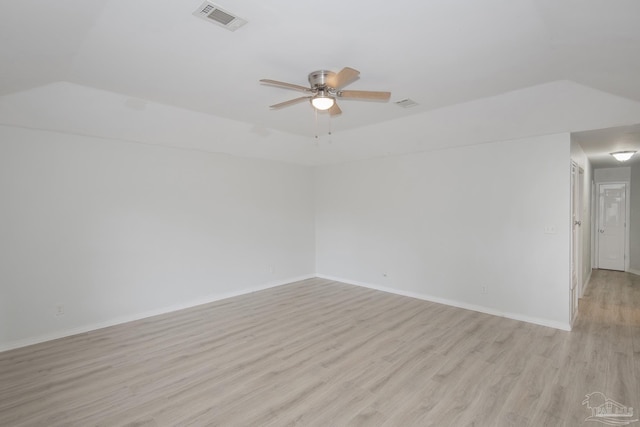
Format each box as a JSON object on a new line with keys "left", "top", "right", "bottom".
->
{"left": 570, "top": 269, "right": 640, "bottom": 411}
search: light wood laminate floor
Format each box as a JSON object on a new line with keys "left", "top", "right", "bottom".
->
{"left": 1, "top": 270, "right": 639, "bottom": 426}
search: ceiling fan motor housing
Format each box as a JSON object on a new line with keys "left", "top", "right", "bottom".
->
{"left": 308, "top": 70, "right": 335, "bottom": 89}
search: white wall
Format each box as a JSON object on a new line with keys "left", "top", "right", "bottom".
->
{"left": 570, "top": 138, "right": 593, "bottom": 289}
{"left": 0, "top": 125, "right": 315, "bottom": 350}
{"left": 630, "top": 164, "right": 640, "bottom": 274}
{"left": 0, "top": 121, "right": 580, "bottom": 350}
{"left": 594, "top": 167, "right": 631, "bottom": 182}
{"left": 315, "top": 133, "right": 572, "bottom": 329}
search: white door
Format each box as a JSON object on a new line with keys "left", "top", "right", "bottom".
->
{"left": 570, "top": 164, "right": 582, "bottom": 322}
{"left": 597, "top": 183, "right": 626, "bottom": 271}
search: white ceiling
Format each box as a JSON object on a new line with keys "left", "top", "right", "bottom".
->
{"left": 1, "top": 0, "right": 640, "bottom": 165}
{"left": 573, "top": 124, "right": 640, "bottom": 168}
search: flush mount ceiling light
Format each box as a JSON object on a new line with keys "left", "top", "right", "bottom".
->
{"left": 610, "top": 151, "right": 637, "bottom": 162}
{"left": 311, "top": 91, "right": 335, "bottom": 111}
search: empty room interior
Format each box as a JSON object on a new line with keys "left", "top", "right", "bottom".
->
{"left": 1, "top": 1, "right": 640, "bottom": 426}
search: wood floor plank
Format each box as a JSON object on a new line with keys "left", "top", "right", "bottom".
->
{"left": 1, "top": 271, "right": 639, "bottom": 426}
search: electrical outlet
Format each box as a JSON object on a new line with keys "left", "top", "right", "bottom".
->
{"left": 382, "top": 272, "right": 388, "bottom": 278}
{"left": 55, "top": 304, "right": 65, "bottom": 316}
{"left": 481, "top": 286, "right": 488, "bottom": 294}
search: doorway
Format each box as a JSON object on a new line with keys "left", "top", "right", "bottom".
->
{"left": 596, "top": 183, "right": 627, "bottom": 271}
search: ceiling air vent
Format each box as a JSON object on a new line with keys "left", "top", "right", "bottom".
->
{"left": 193, "top": 2, "right": 247, "bottom": 31}
{"left": 394, "top": 98, "right": 419, "bottom": 108}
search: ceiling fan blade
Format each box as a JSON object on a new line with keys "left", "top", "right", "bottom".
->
{"left": 328, "top": 102, "right": 342, "bottom": 116}
{"left": 338, "top": 90, "right": 391, "bottom": 101}
{"left": 269, "top": 96, "right": 311, "bottom": 109}
{"left": 327, "top": 67, "right": 360, "bottom": 89}
{"left": 260, "top": 79, "right": 310, "bottom": 92}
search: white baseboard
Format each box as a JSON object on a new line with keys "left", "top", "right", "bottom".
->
{"left": 628, "top": 268, "right": 640, "bottom": 276}
{"left": 0, "top": 274, "right": 315, "bottom": 353}
{"left": 316, "top": 274, "right": 571, "bottom": 331}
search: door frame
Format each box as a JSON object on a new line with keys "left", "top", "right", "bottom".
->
{"left": 594, "top": 181, "right": 630, "bottom": 272}
{"left": 570, "top": 162, "right": 583, "bottom": 324}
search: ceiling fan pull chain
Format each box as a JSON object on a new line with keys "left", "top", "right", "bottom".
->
{"left": 314, "top": 108, "right": 319, "bottom": 142}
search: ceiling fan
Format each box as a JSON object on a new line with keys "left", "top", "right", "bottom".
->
{"left": 260, "top": 67, "right": 391, "bottom": 116}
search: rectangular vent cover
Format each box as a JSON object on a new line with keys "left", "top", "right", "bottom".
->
{"left": 193, "top": 2, "right": 247, "bottom": 31}
{"left": 394, "top": 98, "right": 419, "bottom": 108}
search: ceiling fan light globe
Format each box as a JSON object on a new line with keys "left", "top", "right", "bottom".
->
{"left": 611, "top": 151, "right": 636, "bottom": 162}
{"left": 311, "top": 96, "right": 335, "bottom": 111}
